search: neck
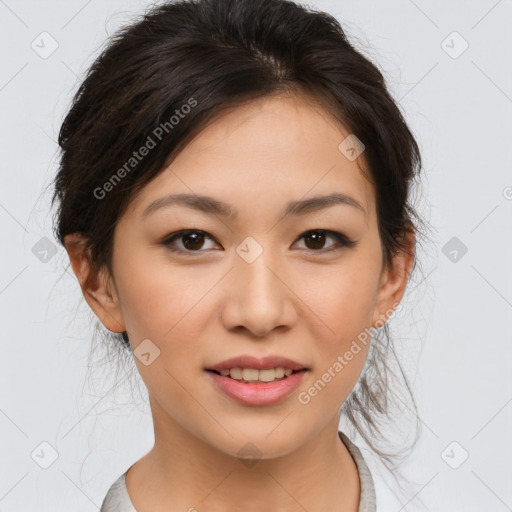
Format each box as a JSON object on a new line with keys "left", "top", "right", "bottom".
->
{"left": 126, "top": 404, "right": 360, "bottom": 512}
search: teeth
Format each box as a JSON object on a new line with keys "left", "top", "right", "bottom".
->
{"left": 218, "top": 367, "right": 294, "bottom": 382}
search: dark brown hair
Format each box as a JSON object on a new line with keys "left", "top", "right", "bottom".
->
{"left": 51, "top": 0, "right": 430, "bottom": 490}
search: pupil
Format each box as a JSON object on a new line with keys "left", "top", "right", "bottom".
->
{"left": 306, "top": 231, "right": 325, "bottom": 250}
{"left": 183, "top": 232, "right": 204, "bottom": 250}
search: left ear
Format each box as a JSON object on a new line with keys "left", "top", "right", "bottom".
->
{"left": 371, "top": 228, "right": 415, "bottom": 328}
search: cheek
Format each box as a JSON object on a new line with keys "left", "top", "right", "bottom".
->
{"left": 115, "top": 262, "right": 213, "bottom": 399}
{"left": 295, "top": 256, "right": 379, "bottom": 396}
{"left": 299, "top": 260, "right": 380, "bottom": 338}
{"left": 113, "top": 250, "right": 219, "bottom": 353}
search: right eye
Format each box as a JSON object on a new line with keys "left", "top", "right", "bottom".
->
{"left": 161, "top": 229, "right": 221, "bottom": 254}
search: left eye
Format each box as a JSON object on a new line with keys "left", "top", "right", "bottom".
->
{"left": 161, "top": 229, "right": 356, "bottom": 254}
{"left": 295, "top": 230, "right": 356, "bottom": 252}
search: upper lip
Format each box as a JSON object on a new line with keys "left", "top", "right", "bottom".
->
{"left": 205, "top": 355, "right": 309, "bottom": 372}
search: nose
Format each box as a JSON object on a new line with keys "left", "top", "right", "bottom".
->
{"left": 221, "top": 253, "right": 297, "bottom": 338}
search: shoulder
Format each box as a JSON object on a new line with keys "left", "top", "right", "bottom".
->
{"left": 100, "top": 470, "right": 137, "bottom": 512}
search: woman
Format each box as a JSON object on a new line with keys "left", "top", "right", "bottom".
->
{"left": 51, "top": 0, "right": 426, "bottom": 510}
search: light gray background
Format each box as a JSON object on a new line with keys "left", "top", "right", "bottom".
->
{"left": 1, "top": 0, "right": 511, "bottom": 510}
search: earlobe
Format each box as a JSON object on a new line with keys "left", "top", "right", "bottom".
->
{"left": 63, "top": 233, "right": 126, "bottom": 334}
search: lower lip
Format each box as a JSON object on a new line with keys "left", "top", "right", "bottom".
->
{"left": 205, "top": 370, "right": 307, "bottom": 406}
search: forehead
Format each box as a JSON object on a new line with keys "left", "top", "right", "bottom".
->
{"left": 127, "top": 92, "right": 375, "bottom": 224}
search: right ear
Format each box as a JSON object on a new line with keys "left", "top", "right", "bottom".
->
{"left": 63, "top": 232, "right": 126, "bottom": 334}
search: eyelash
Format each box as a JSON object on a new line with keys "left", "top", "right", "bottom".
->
{"left": 160, "top": 229, "right": 357, "bottom": 255}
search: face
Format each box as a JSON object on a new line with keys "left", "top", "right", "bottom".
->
{"left": 69, "top": 91, "right": 411, "bottom": 460}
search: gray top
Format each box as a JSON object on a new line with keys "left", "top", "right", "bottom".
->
{"left": 100, "top": 430, "right": 376, "bottom": 512}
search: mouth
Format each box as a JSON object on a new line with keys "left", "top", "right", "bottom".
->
{"left": 204, "top": 368, "right": 308, "bottom": 406}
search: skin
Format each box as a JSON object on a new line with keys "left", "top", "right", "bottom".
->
{"left": 65, "top": 90, "right": 414, "bottom": 512}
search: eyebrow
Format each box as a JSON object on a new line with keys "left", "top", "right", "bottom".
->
{"left": 142, "top": 192, "right": 366, "bottom": 220}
